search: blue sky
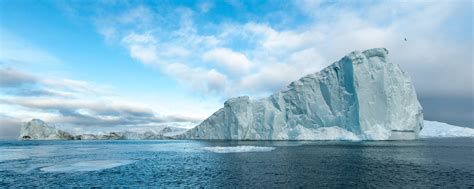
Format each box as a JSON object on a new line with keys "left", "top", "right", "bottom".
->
{"left": 0, "top": 0, "right": 472, "bottom": 138}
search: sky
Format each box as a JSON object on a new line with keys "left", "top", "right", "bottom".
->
{"left": 0, "top": 0, "right": 472, "bottom": 139}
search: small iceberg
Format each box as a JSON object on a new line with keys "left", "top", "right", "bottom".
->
{"left": 40, "top": 160, "right": 136, "bottom": 173}
{"left": 420, "top": 121, "right": 474, "bottom": 138}
{"left": 202, "top": 146, "right": 275, "bottom": 153}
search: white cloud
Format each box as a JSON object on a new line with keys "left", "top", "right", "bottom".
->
{"left": 202, "top": 48, "right": 252, "bottom": 75}
{"left": 0, "top": 30, "right": 61, "bottom": 65}
{"left": 244, "top": 23, "right": 323, "bottom": 52}
{"left": 118, "top": 5, "right": 153, "bottom": 25}
{"left": 161, "top": 46, "right": 191, "bottom": 58}
{"left": 42, "top": 78, "right": 111, "bottom": 96}
{"left": 294, "top": 1, "right": 473, "bottom": 99}
{"left": 165, "top": 63, "right": 228, "bottom": 94}
{"left": 121, "top": 32, "right": 158, "bottom": 64}
{"left": 112, "top": 11, "right": 328, "bottom": 97}
{"left": 120, "top": 30, "right": 229, "bottom": 95}
{"left": 97, "top": 1, "right": 472, "bottom": 101}
{"left": 0, "top": 67, "right": 109, "bottom": 97}
{"left": 294, "top": 0, "right": 323, "bottom": 16}
{"left": 97, "top": 27, "right": 117, "bottom": 43}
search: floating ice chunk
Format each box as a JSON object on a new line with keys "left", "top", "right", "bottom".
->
{"left": 202, "top": 146, "right": 275, "bottom": 153}
{"left": 420, "top": 120, "right": 474, "bottom": 138}
{"left": 40, "top": 160, "right": 136, "bottom": 172}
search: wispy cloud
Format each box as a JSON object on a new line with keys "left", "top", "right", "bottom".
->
{"left": 0, "top": 97, "right": 200, "bottom": 127}
{"left": 0, "top": 30, "right": 62, "bottom": 65}
{"left": 121, "top": 32, "right": 159, "bottom": 64}
{"left": 0, "top": 67, "right": 108, "bottom": 98}
{"left": 103, "top": 1, "right": 472, "bottom": 99}
{"left": 0, "top": 68, "right": 37, "bottom": 87}
{"left": 203, "top": 48, "right": 252, "bottom": 75}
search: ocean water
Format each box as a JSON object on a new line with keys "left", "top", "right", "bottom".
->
{"left": 0, "top": 138, "right": 473, "bottom": 187}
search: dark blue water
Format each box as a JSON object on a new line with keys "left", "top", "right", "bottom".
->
{"left": 0, "top": 138, "right": 473, "bottom": 187}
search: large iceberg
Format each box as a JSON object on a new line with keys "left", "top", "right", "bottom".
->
{"left": 179, "top": 48, "right": 424, "bottom": 140}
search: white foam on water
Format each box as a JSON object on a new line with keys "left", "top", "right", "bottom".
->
{"left": 201, "top": 146, "right": 276, "bottom": 153}
{"left": 40, "top": 160, "right": 136, "bottom": 172}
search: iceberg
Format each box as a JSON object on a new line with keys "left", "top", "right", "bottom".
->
{"left": 179, "top": 48, "right": 424, "bottom": 140}
{"left": 18, "top": 119, "right": 185, "bottom": 140}
{"left": 18, "top": 119, "right": 74, "bottom": 140}
{"left": 420, "top": 120, "right": 474, "bottom": 138}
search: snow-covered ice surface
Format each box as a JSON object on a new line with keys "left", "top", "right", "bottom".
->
{"left": 40, "top": 160, "right": 136, "bottom": 173}
{"left": 180, "top": 48, "right": 423, "bottom": 140}
{"left": 202, "top": 146, "right": 276, "bottom": 153}
{"left": 421, "top": 120, "right": 474, "bottom": 138}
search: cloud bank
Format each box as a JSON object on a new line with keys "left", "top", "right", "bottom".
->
{"left": 89, "top": 1, "right": 472, "bottom": 99}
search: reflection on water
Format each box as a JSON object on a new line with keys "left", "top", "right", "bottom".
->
{"left": 0, "top": 139, "right": 473, "bottom": 187}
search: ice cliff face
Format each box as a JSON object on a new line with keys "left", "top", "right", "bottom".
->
{"left": 180, "top": 48, "right": 424, "bottom": 140}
